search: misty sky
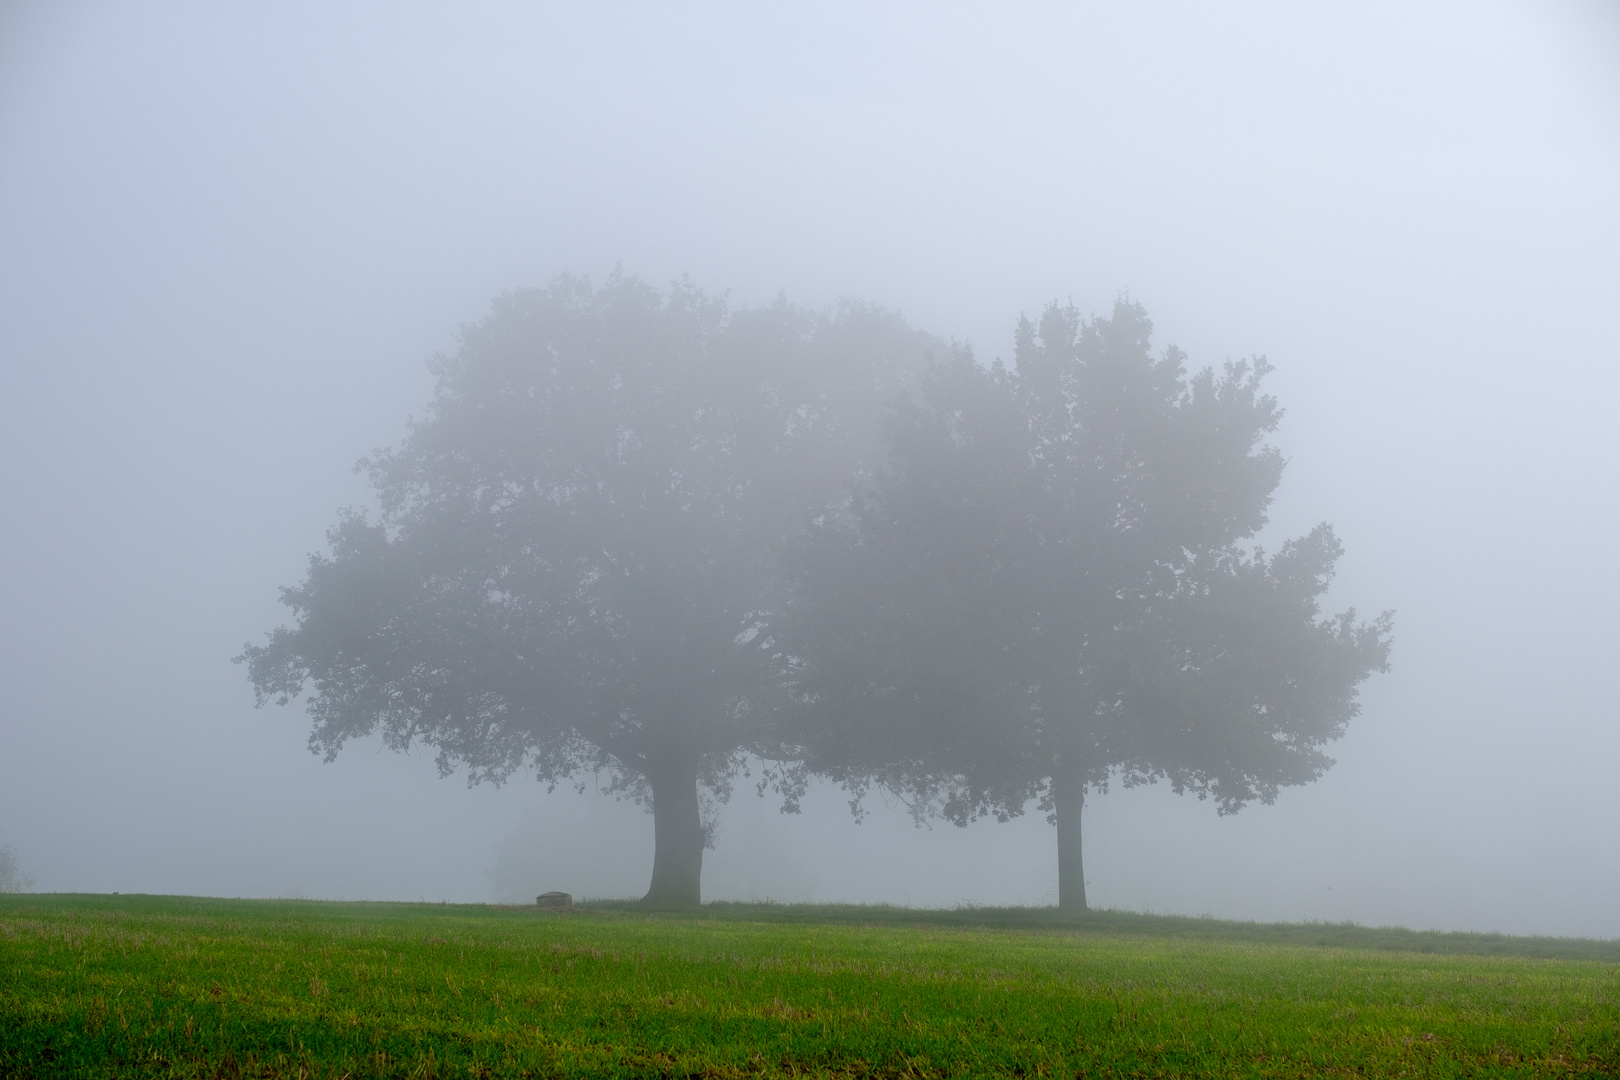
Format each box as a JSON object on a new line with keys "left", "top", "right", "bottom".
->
{"left": 1, "top": 1, "right": 1616, "bottom": 937}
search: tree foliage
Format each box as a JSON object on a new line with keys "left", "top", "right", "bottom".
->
{"left": 778, "top": 300, "right": 1392, "bottom": 907}
{"left": 242, "top": 281, "right": 1388, "bottom": 912}
{"left": 240, "top": 273, "right": 933, "bottom": 905}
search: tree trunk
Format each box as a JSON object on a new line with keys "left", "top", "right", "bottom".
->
{"left": 1053, "top": 771, "right": 1087, "bottom": 911}
{"left": 642, "top": 758, "right": 704, "bottom": 908}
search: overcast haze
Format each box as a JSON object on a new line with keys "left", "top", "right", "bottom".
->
{"left": 1, "top": 1, "right": 1616, "bottom": 936}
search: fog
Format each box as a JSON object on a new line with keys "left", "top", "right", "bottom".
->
{"left": 1, "top": 1, "right": 1616, "bottom": 936}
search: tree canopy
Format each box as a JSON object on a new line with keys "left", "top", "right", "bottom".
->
{"left": 778, "top": 300, "right": 1392, "bottom": 908}
{"left": 243, "top": 282, "right": 1388, "bottom": 912}
{"left": 240, "top": 273, "right": 933, "bottom": 906}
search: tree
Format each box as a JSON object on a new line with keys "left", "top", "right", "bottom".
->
{"left": 240, "top": 273, "right": 931, "bottom": 906}
{"left": 0, "top": 845, "right": 30, "bottom": 893}
{"left": 780, "top": 300, "right": 1391, "bottom": 909}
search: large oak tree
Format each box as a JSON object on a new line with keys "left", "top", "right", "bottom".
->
{"left": 780, "top": 300, "right": 1391, "bottom": 909}
{"left": 241, "top": 273, "right": 931, "bottom": 906}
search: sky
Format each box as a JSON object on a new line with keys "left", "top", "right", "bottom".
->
{"left": 1, "top": 0, "right": 1616, "bottom": 937}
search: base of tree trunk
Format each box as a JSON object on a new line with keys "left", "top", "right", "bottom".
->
{"left": 641, "top": 761, "right": 705, "bottom": 908}
{"left": 1054, "top": 771, "right": 1087, "bottom": 912}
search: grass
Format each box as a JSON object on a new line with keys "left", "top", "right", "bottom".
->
{"left": 1, "top": 893, "right": 1615, "bottom": 1077}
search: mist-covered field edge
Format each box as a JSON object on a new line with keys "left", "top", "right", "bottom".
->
{"left": 5, "top": 892, "right": 1614, "bottom": 963}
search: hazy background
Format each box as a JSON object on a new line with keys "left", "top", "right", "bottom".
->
{"left": 2, "top": 1, "right": 1616, "bottom": 936}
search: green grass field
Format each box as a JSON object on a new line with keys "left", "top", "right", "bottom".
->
{"left": 2, "top": 894, "right": 1616, "bottom": 1077}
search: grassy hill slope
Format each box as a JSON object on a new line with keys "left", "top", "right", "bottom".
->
{"left": 3, "top": 893, "right": 1616, "bottom": 1077}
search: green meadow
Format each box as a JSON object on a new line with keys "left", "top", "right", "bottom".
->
{"left": 2, "top": 893, "right": 1615, "bottom": 1078}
